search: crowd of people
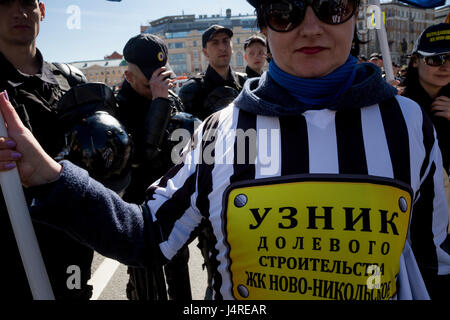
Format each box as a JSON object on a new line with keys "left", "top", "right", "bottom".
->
{"left": 0, "top": 0, "right": 448, "bottom": 301}
{"left": 357, "top": 52, "right": 416, "bottom": 94}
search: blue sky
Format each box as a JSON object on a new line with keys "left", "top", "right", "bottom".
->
{"left": 37, "top": 0, "right": 449, "bottom": 63}
{"left": 37, "top": 0, "right": 255, "bottom": 63}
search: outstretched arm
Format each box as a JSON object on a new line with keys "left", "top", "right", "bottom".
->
{"left": 0, "top": 91, "right": 152, "bottom": 267}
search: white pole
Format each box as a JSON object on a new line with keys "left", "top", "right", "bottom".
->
{"left": 0, "top": 92, "right": 55, "bottom": 300}
{"left": 372, "top": 0, "right": 395, "bottom": 82}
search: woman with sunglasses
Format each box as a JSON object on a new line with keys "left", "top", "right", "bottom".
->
{"left": 402, "top": 24, "right": 450, "bottom": 299}
{"left": 403, "top": 24, "right": 450, "bottom": 171}
{"left": 0, "top": 0, "right": 448, "bottom": 301}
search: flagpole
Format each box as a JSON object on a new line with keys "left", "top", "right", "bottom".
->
{"left": 372, "top": 0, "right": 395, "bottom": 82}
{"left": 0, "top": 92, "right": 54, "bottom": 300}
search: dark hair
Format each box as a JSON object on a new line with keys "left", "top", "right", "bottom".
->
{"left": 402, "top": 54, "right": 419, "bottom": 95}
{"left": 255, "top": 5, "right": 266, "bottom": 29}
{"left": 351, "top": 27, "right": 369, "bottom": 58}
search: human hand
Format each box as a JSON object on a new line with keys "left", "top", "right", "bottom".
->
{"left": 388, "top": 79, "right": 403, "bottom": 95}
{"left": 431, "top": 96, "right": 450, "bottom": 120}
{"left": 0, "top": 92, "right": 62, "bottom": 187}
{"left": 149, "top": 67, "right": 174, "bottom": 100}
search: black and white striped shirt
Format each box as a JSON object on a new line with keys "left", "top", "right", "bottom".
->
{"left": 145, "top": 95, "right": 449, "bottom": 300}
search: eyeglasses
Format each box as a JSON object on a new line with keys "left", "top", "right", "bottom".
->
{"left": 421, "top": 54, "right": 450, "bottom": 67}
{"left": 248, "top": 51, "right": 267, "bottom": 57}
{"left": 262, "top": 0, "right": 359, "bottom": 33}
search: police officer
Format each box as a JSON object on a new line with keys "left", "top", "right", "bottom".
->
{"left": 243, "top": 35, "right": 267, "bottom": 78}
{"left": 116, "top": 33, "right": 194, "bottom": 300}
{"left": 178, "top": 25, "right": 247, "bottom": 120}
{"left": 0, "top": 0, "right": 93, "bottom": 299}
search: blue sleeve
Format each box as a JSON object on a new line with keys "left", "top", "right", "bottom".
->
{"left": 30, "top": 160, "right": 155, "bottom": 267}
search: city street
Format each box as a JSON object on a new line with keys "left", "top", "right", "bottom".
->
{"left": 88, "top": 239, "right": 207, "bottom": 300}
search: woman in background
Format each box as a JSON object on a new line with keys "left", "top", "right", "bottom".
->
{"left": 402, "top": 23, "right": 450, "bottom": 299}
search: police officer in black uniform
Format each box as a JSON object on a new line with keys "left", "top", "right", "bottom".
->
{"left": 0, "top": 0, "right": 93, "bottom": 299}
{"left": 116, "top": 34, "right": 196, "bottom": 300}
{"left": 178, "top": 25, "right": 247, "bottom": 120}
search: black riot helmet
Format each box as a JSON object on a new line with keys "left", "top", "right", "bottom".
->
{"left": 57, "top": 83, "right": 133, "bottom": 194}
{"left": 203, "top": 86, "right": 240, "bottom": 115}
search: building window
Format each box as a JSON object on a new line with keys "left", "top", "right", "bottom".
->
{"left": 193, "top": 40, "right": 197, "bottom": 47}
{"left": 168, "top": 42, "right": 185, "bottom": 49}
{"left": 169, "top": 53, "right": 187, "bottom": 75}
{"left": 193, "top": 51, "right": 199, "bottom": 60}
{"left": 236, "top": 52, "right": 244, "bottom": 67}
{"left": 237, "top": 38, "right": 240, "bottom": 44}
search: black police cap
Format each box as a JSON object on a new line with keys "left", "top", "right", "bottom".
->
{"left": 123, "top": 34, "right": 169, "bottom": 79}
{"left": 244, "top": 35, "right": 267, "bottom": 50}
{"left": 202, "top": 25, "right": 233, "bottom": 48}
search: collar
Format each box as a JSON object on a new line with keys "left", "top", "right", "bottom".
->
{"left": 0, "top": 49, "right": 58, "bottom": 87}
{"left": 205, "top": 65, "right": 239, "bottom": 86}
{"left": 234, "top": 63, "right": 397, "bottom": 117}
{"left": 404, "top": 80, "right": 450, "bottom": 115}
{"left": 246, "top": 65, "right": 261, "bottom": 79}
{"left": 116, "top": 80, "right": 151, "bottom": 105}
{"left": 404, "top": 81, "right": 433, "bottom": 108}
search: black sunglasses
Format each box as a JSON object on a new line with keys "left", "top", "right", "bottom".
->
{"left": 420, "top": 54, "right": 450, "bottom": 67}
{"left": 262, "top": 0, "right": 359, "bottom": 32}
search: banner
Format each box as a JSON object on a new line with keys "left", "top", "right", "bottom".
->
{"left": 398, "top": 0, "right": 445, "bottom": 8}
{"left": 224, "top": 175, "right": 412, "bottom": 300}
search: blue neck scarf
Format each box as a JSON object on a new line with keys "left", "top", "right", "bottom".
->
{"left": 268, "top": 55, "right": 357, "bottom": 108}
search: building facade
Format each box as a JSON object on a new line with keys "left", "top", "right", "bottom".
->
{"left": 140, "top": 9, "right": 262, "bottom": 76}
{"left": 357, "top": 0, "right": 435, "bottom": 64}
{"left": 434, "top": 4, "right": 450, "bottom": 24}
{"left": 70, "top": 59, "right": 128, "bottom": 88}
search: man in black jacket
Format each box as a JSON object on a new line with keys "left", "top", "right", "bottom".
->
{"left": 116, "top": 34, "right": 193, "bottom": 300}
{"left": 178, "top": 25, "right": 247, "bottom": 120}
{"left": 0, "top": 0, "right": 93, "bottom": 299}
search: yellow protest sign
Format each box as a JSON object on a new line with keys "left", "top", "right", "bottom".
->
{"left": 224, "top": 175, "right": 412, "bottom": 300}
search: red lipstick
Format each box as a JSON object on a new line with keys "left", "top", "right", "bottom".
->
{"left": 298, "top": 47, "right": 326, "bottom": 54}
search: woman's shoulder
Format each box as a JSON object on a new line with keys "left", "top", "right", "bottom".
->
{"left": 394, "top": 95, "right": 435, "bottom": 135}
{"left": 395, "top": 95, "right": 425, "bottom": 118}
{"left": 395, "top": 95, "right": 422, "bottom": 110}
